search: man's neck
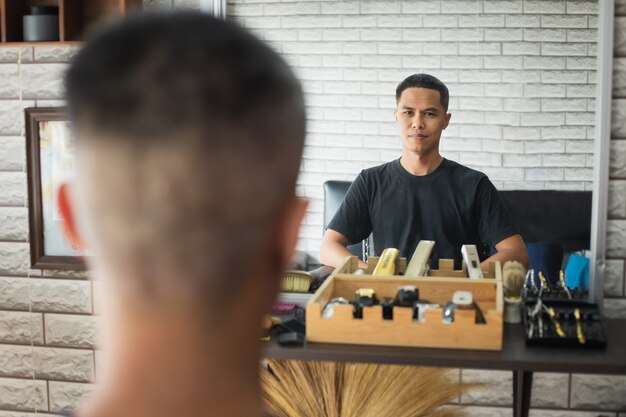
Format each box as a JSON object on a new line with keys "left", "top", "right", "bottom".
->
{"left": 400, "top": 150, "right": 444, "bottom": 176}
{"left": 82, "top": 311, "right": 264, "bottom": 417}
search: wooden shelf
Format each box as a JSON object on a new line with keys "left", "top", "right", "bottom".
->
{"left": 0, "top": 0, "right": 141, "bottom": 45}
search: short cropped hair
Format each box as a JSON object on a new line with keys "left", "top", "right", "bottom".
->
{"left": 65, "top": 12, "right": 305, "bottom": 306}
{"left": 395, "top": 73, "right": 449, "bottom": 111}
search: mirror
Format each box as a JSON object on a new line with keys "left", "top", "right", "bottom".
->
{"left": 230, "top": 0, "right": 609, "bottom": 302}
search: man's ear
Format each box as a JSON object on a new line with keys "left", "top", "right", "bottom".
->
{"left": 393, "top": 109, "right": 398, "bottom": 122}
{"left": 57, "top": 183, "right": 84, "bottom": 251}
{"left": 443, "top": 112, "right": 452, "bottom": 130}
{"left": 278, "top": 197, "right": 308, "bottom": 270}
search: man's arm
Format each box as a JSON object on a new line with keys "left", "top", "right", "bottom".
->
{"left": 480, "top": 233, "right": 529, "bottom": 270}
{"left": 320, "top": 228, "right": 368, "bottom": 269}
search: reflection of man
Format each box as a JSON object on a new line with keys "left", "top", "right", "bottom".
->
{"left": 58, "top": 12, "right": 306, "bottom": 417}
{"left": 320, "top": 74, "right": 528, "bottom": 270}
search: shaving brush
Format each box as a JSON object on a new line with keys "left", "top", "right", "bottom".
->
{"left": 503, "top": 261, "right": 526, "bottom": 299}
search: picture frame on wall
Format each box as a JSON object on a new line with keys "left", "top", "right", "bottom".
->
{"left": 25, "top": 107, "right": 86, "bottom": 270}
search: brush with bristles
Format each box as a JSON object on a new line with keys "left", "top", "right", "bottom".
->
{"left": 261, "top": 359, "right": 473, "bottom": 417}
{"left": 503, "top": 261, "right": 526, "bottom": 299}
{"left": 281, "top": 271, "right": 313, "bottom": 293}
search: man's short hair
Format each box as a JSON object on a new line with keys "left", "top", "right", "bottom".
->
{"left": 65, "top": 11, "right": 305, "bottom": 307}
{"left": 395, "top": 73, "right": 449, "bottom": 111}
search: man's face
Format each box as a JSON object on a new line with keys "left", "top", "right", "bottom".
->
{"left": 394, "top": 87, "right": 451, "bottom": 156}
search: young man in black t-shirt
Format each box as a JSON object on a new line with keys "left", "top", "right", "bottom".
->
{"left": 320, "top": 73, "right": 529, "bottom": 270}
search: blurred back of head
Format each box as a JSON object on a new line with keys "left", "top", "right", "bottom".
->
{"left": 65, "top": 11, "right": 305, "bottom": 311}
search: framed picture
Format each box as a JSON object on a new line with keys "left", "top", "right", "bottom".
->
{"left": 26, "top": 107, "right": 87, "bottom": 270}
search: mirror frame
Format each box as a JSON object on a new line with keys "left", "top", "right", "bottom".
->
{"left": 590, "top": 0, "right": 615, "bottom": 306}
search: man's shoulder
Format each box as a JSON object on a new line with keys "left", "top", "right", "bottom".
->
{"left": 444, "top": 158, "right": 488, "bottom": 183}
{"left": 360, "top": 159, "right": 398, "bottom": 179}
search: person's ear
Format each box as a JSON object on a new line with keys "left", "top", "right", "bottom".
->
{"left": 393, "top": 108, "right": 398, "bottom": 122}
{"left": 57, "top": 183, "right": 84, "bottom": 251}
{"left": 278, "top": 196, "right": 308, "bottom": 270}
{"left": 443, "top": 112, "right": 452, "bottom": 130}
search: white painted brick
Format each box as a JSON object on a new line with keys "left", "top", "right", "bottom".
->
{"left": 611, "top": 141, "right": 626, "bottom": 179}
{"left": 0, "top": 277, "right": 91, "bottom": 313}
{"left": 441, "top": 28, "right": 483, "bottom": 41}
{"left": 566, "top": 57, "right": 596, "bottom": 70}
{"left": 0, "top": 137, "right": 24, "bottom": 171}
{"left": 361, "top": 1, "right": 401, "bottom": 14}
{"left": 297, "top": 29, "right": 321, "bottom": 41}
{"left": 0, "top": 345, "right": 94, "bottom": 382}
{"left": 48, "top": 381, "right": 94, "bottom": 413}
{"left": 379, "top": 15, "right": 424, "bottom": 28}
{"left": 45, "top": 314, "right": 99, "bottom": 348}
{"left": 531, "top": 373, "right": 569, "bottom": 408}
{"left": 541, "top": 70, "right": 587, "bottom": 84}
{"left": 442, "top": 56, "right": 481, "bottom": 69}
{"left": 461, "top": 370, "right": 512, "bottom": 405}
{"left": 283, "top": 41, "right": 342, "bottom": 55}
{"left": 450, "top": 111, "right": 485, "bottom": 124}
{"left": 503, "top": 154, "right": 542, "bottom": 167}
{"left": 506, "top": 14, "right": 540, "bottom": 27}
{"left": 570, "top": 374, "right": 626, "bottom": 410}
{"left": 524, "top": 0, "right": 565, "bottom": 13}
{"left": 460, "top": 125, "right": 502, "bottom": 139}
{"left": 297, "top": 67, "right": 342, "bottom": 81}
{"left": 341, "top": 15, "right": 377, "bottom": 28}
{"left": 0, "top": 378, "right": 47, "bottom": 412}
{"left": 281, "top": 15, "right": 341, "bottom": 29}
{"left": 422, "top": 42, "right": 458, "bottom": 55}
{"left": 484, "top": 57, "right": 523, "bottom": 70}
{"left": 242, "top": 16, "right": 280, "bottom": 29}
{"left": 542, "top": 43, "right": 587, "bottom": 57}
{"left": 320, "top": 1, "right": 359, "bottom": 15}
{"left": 21, "top": 63, "right": 67, "bottom": 99}
{"left": 542, "top": 98, "right": 587, "bottom": 112}
{"left": 441, "top": 138, "right": 483, "bottom": 151}
{"left": 566, "top": 0, "right": 598, "bottom": 14}
{"left": 0, "top": 207, "right": 28, "bottom": 241}
{"left": 485, "top": 28, "right": 522, "bottom": 41}
{"left": 612, "top": 99, "right": 626, "bottom": 138}
{"left": 361, "top": 55, "right": 402, "bottom": 68}
{"left": 542, "top": 126, "right": 587, "bottom": 139}
{"left": 520, "top": 112, "right": 565, "bottom": 126}
{"left": 459, "top": 42, "right": 502, "bottom": 55}
{"left": 262, "top": 29, "right": 297, "bottom": 42}
{"left": 485, "top": 112, "right": 520, "bottom": 126}
{"left": 543, "top": 154, "right": 586, "bottom": 167}
{"left": 0, "top": 243, "right": 29, "bottom": 275}
{"left": 504, "top": 98, "right": 540, "bottom": 112}
{"left": 264, "top": 2, "right": 319, "bottom": 16}
{"left": 322, "top": 29, "right": 359, "bottom": 42}
{"left": 0, "top": 312, "right": 43, "bottom": 345}
{"left": 565, "top": 140, "right": 594, "bottom": 153}
{"left": 523, "top": 56, "right": 565, "bottom": 70}
{"left": 503, "top": 70, "right": 541, "bottom": 83}
{"left": 401, "top": 55, "right": 441, "bottom": 69}
{"left": 604, "top": 258, "right": 624, "bottom": 296}
{"left": 323, "top": 81, "right": 360, "bottom": 95}
{"left": 0, "top": 47, "right": 33, "bottom": 63}
{"left": 377, "top": 42, "right": 422, "bottom": 55}
{"left": 0, "top": 101, "right": 35, "bottom": 136}
{"left": 566, "top": 84, "right": 597, "bottom": 98}
{"left": 479, "top": 167, "right": 525, "bottom": 181}
{"left": 422, "top": 15, "right": 458, "bottom": 28}
{"left": 566, "top": 29, "right": 598, "bottom": 43}
{"left": 504, "top": 126, "right": 541, "bottom": 140}
{"left": 608, "top": 220, "right": 626, "bottom": 258}
{"left": 483, "top": 139, "right": 525, "bottom": 153}
{"left": 459, "top": 70, "right": 502, "bottom": 83}
{"left": 401, "top": 28, "right": 440, "bottom": 41}
{"left": 400, "top": 0, "right": 440, "bottom": 14}
{"left": 564, "top": 167, "right": 592, "bottom": 181}
{"left": 545, "top": 181, "right": 586, "bottom": 191}
{"left": 229, "top": 3, "right": 263, "bottom": 16}
{"left": 615, "top": 58, "right": 626, "bottom": 98}
{"left": 459, "top": 14, "right": 505, "bottom": 28}
{"left": 361, "top": 28, "right": 402, "bottom": 41}
{"left": 526, "top": 140, "right": 565, "bottom": 153}
{"left": 0, "top": 65, "right": 19, "bottom": 99}
{"left": 503, "top": 41, "right": 540, "bottom": 55}
{"left": 565, "top": 111, "right": 595, "bottom": 126}
{"left": 484, "top": 0, "right": 523, "bottom": 14}
{"left": 541, "top": 14, "right": 587, "bottom": 28}
{"left": 526, "top": 167, "right": 564, "bottom": 181}
{"left": 524, "top": 28, "right": 566, "bottom": 42}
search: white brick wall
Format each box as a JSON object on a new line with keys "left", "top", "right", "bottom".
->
{"left": 0, "top": 0, "right": 624, "bottom": 415}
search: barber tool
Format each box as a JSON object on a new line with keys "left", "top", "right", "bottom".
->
{"left": 413, "top": 300, "right": 440, "bottom": 323}
{"left": 394, "top": 285, "right": 420, "bottom": 307}
{"left": 281, "top": 270, "right": 313, "bottom": 293}
{"left": 322, "top": 297, "right": 349, "bottom": 319}
{"left": 452, "top": 290, "right": 473, "bottom": 308}
{"left": 372, "top": 248, "right": 399, "bottom": 275}
{"left": 543, "top": 305, "right": 566, "bottom": 338}
{"left": 538, "top": 271, "right": 549, "bottom": 297}
{"left": 404, "top": 240, "right": 435, "bottom": 277}
{"left": 442, "top": 301, "right": 455, "bottom": 323}
{"left": 559, "top": 271, "right": 572, "bottom": 300}
{"left": 382, "top": 297, "right": 394, "bottom": 320}
{"left": 461, "top": 244, "right": 483, "bottom": 279}
{"left": 353, "top": 288, "right": 378, "bottom": 319}
{"left": 574, "top": 308, "right": 586, "bottom": 345}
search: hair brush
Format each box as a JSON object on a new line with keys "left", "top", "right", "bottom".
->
{"left": 502, "top": 261, "right": 526, "bottom": 299}
{"left": 281, "top": 271, "right": 313, "bottom": 293}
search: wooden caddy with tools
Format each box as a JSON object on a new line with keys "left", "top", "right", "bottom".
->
{"left": 306, "top": 256, "right": 504, "bottom": 351}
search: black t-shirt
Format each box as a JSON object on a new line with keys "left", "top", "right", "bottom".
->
{"left": 327, "top": 158, "right": 518, "bottom": 268}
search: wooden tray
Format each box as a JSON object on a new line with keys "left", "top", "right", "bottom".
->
{"left": 306, "top": 256, "right": 503, "bottom": 351}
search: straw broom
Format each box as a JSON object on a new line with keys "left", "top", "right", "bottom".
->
{"left": 261, "top": 360, "right": 471, "bottom": 417}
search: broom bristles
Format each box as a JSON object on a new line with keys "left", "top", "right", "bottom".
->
{"left": 262, "top": 359, "right": 473, "bottom": 417}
